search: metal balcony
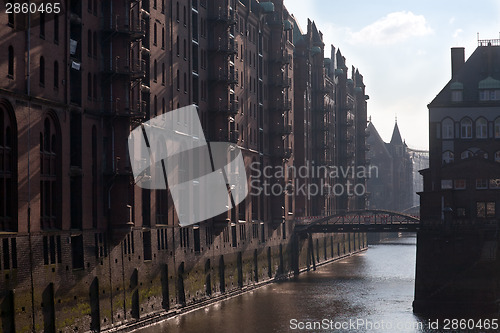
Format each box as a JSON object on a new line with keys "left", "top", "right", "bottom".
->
{"left": 102, "top": 16, "right": 146, "bottom": 40}
{"left": 103, "top": 100, "right": 146, "bottom": 118}
{"left": 213, "top": 100, "right": 239, "bottom": 115}
{"left": 275, "top": 123, "right": 292, "bottom": 136}
{"left": 103, "top": 58, "right": 146, "bottom": 79}
{"left": 274, "top": 53, "right": 291, "bottom": 65}
{"left": 270, "top": 75, "right": 290, "bottom": 88}
{"left": 210, "top": 7, "right": 237, "bottom": 25}
{"left": 273, "top": 99, "right": 292, "bottom": 111}
{"left": 228, "top": 130, "right": 239, "bottom": 143}
{"left": 212, "top": 68, "right": 239, "bottom": 84}
{"left": 210, "top": 38, "right": 238, "bottom": 54}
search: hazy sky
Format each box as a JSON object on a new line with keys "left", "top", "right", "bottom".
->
{"left": 284, "top": 0, "right": 500, "bottom": 150}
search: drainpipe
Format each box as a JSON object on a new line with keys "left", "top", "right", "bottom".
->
{"left": 25, "top": 3, "right": 36, "bottom": 330}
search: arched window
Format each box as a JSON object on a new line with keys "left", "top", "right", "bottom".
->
{"left": 162, "top": 63, "right": 165, "bottom": 85}
{"left": 93, "top": 31, "right": 97, "bottom": 58}
{"left": 53, "top": 61, "right": 58, "bottom": 89}
{"left": 162, "top": 27, "right": 165, "bottom": 49}
{"left": 40, "top": 115, "right": 61, "bottom": 229}
{"left": 54, "top": 15, "right": 59, "bottom": 43}
{"left": 442, "top": 151, "right": 454, "bottom": 164}
{"left": 461, "top": 150, "right": 473, "bottom": 160}
{"left": 155, "top": 140, "right": 169, "bottom": 225}
{"left": 40, "top": 12, "right": 45, "bottom": 38}
{"left": 176, "top": 70, "right": 180, "bottom": 90}
{"left": 0, "top": 103, "right": 17, "bottom": 231}
{"left": 93, "top": 74, "right": 97, "bottom": 100}
{"left": 460, "top": 118, "right": 472, "bottom": 138}
{"left": 87, "top": 29, "right": 92, "bottom": 56}
{"left": 87, "top": 72, "right": 92, "bottom": 99}
{"left": 476, "top": 117, "right": 488, "bottom": 138}
{"left": 153, "top": 60, "right": 157, "bottom": 82}
{"left": 153, "top": 23, "right": 157, "bottom": 45}
{"left": 40, "top": 56, "right": 45, "bottom": 86}
{"left": 495, "top": 118, "right": 500, "bottom": 138}
{"left": 495, "top": 151, "right": 500, "bottom": 163}
{"left": 442, "top": 118, "right": 454, "bottom": 139}
{"left": 8, "top": 46, "right": 14, "bottom": 78}
{"left": 154, "top": 95, "right": 158, "bottom": 117}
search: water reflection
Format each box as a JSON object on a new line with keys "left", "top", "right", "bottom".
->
{"left": 136, "top": 236, "right": 487, "bottom": 333}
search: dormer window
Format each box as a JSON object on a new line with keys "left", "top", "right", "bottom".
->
{"left": 478, "top": 76, "right": 500, "bottom": 101}
{"left": 450, "top": 81, "right": 463, "bottom": 102}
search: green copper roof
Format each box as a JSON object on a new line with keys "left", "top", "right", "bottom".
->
{"left": 334, "top": 68, "right": 344, "bottom": 76}
{"left": 259, "top": 2, "right": 274, "bottom": 13}
{"left": 478, "top": 76, "right": 500, "bottom": 89}
{"left": 347, "top": 79, "right": 354, "bottom": 86}
{"left": 450, "top": 81, "right": 463, "bottom": 90}
{"left": 284, "top": 20, "right": 292, "bottom": 30}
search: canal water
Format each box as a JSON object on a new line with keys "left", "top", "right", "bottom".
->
{"left": 135, "top": 236, "right": 449, "bottom": 332}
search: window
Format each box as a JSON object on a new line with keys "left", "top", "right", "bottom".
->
{"left": 153, "top": 23, "right": 157, "bottom": 45}
{"left": 93, "top": 74, "right": 97, "bottom": 100}
{"left": 87, "top": 30, "right": 92, "bottom": 56}
{"left": 476, "top": 178, "right": 488, "bottom": 190}
{"left": 161, "top": 0, "right": 165, "bottom": 13}
{"left": 176, "top": 2, "right": 179, "bottom": 21}
{"left": 162, "top": 63, "right": 165, "bottom": 85}
{"left": 93, "top": 32, "right": 97, "bottom": 58}
{"left": 40, "top": 13, "right": 45, "bottom": 38}
{"left": 442, "top": 151, "right": 454, "bottom": 164}
{"left": 184, "top": 72, "right": 187, "bottom": 93}
{"left": 176, "top": 36, "right": 179, "bottom": 56}
{"left": 40, "top": 116, "right": 61, "bottom": 229}
{"left": 7, "top": 5, "right": 14, "bottom": 26}
{"left": 153, "top": 60, "right": 157, "bottom": 82}
{"left": 495, "top": 151, "right": 500, "bottom": 163}
{"left": 460, "top": 118, "right": 472, "bottom": 138}
{"left": 88, "top": 0, "right": 92, "bottom": 12}
{"left": 441, "top": 179, "right": 453, "bottom": 189}
{"left": 490, "top": 179, "right": 500, "bottom": 189}
{"left": 477, "top": 202, "right": 495, "bottom": 218}
{"left": 495, "top": 118, "right": 500, "bottom": 138}
{"left": 454, "top": 179, "right": 466, "bottom": 189}
{"left": 162, "top": 98, "right": 165, "bottom": 114}
{"left": 54, "top": 14, "right": 59, "bottom": 44}
{"left": 162, "top": 27, "right": 165, "bottom": 49}
{"left": 7, "top": 46, "right": 14, "bottom": 78}
{"left": 476, "top": 117, "right": 488, "bottom": 138}
{"left": 183, "top": 39, "right": 186, "bottom": 59}
{"left": 176, "top": 70, "right": 180, "bottom": 90}
{"left": 39, "top": 56, "right": 45, "bottom": 86}
{"left": 442, "top": 118, "right": 454, "bottom": 139}
{"left": 0, "top": 105, "right": 17, "bottom": 231}
{"left": 53, "top": 61, "right": 58, "bottom": 89}
{"left": 153, "top": 95, "right": 158, "bottom": 117}
{"left": 451, "top": 90, "right": 462, "bottom": 102}
{"left": 183, "top": 6, "right": 186, "bottom": 25}
{"left": 461, "top": 150, "right": 473, "bottom": 159}
{"left": 87, "top": 73, "right": 92, "bottom": 99}
{"left": 456, "top": 208, "right": 466, "bottom": 217}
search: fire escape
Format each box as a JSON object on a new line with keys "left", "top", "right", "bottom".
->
{"left": 101, "top": 0, "right": 147, "bottom": 239}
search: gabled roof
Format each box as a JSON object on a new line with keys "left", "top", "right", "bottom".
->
{"left": 366, "top": 122, "right": 391, "bottom": 158}
{"left": 311, "top": 21, "right": 323, "bottom": 46}
{"left": 429, "top": 45, "right": 500, "bottom": 107}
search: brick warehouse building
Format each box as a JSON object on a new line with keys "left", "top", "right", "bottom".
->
{"left": 0, "top": 1, "right": 368, "bottom": 331}
{"left": 414, "top": 41, "right": 500, "bottom": 313}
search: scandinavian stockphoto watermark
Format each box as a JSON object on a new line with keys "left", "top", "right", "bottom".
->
{"left": 128, "top": 104, "right": 248, "bottom": 227}
{"left": 249, "top": 161, "right": 378, "bottom": 199}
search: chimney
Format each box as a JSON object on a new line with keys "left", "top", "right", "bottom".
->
{"left": 451, "top": 47, "right": 465, "bottom": 78}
